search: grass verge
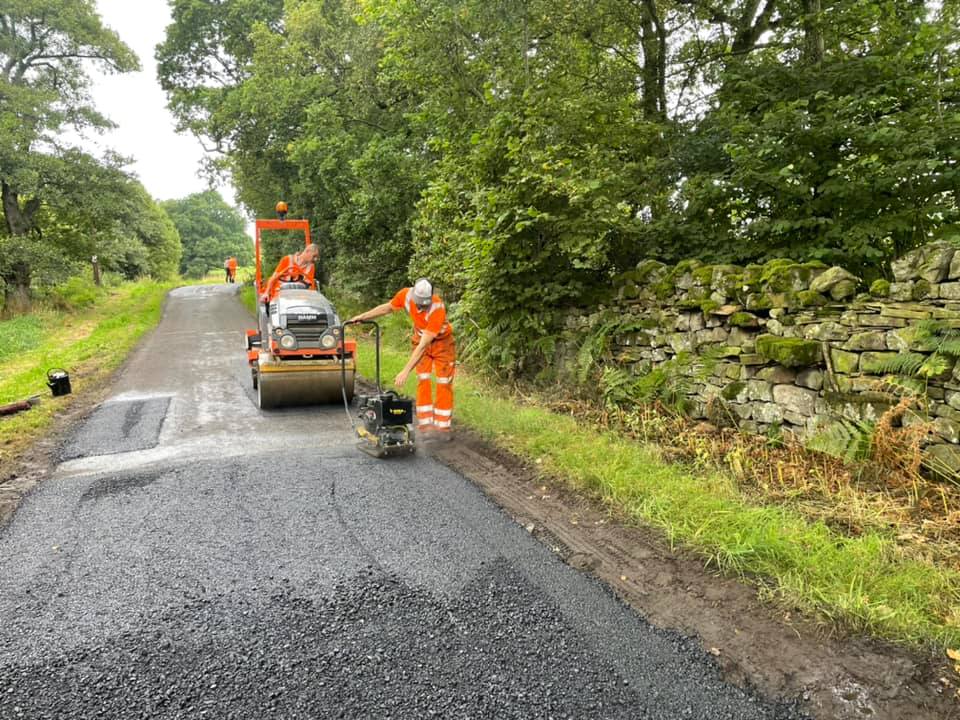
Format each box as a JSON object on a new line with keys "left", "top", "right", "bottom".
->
{"left": 0, "top": 280, "right": 174, "bottom": 465}
{"left": 347, "top": 323, "right": 960, "bottom": 651}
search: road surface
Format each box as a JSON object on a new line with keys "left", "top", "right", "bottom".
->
{"left": 0, "top": 285, "right": 804, "bottom": 719}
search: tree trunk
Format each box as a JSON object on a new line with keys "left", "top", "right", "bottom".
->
{"left": 3, "top": 260, "right": 32, "bottom": 315}
{"left": 1, "top": 180, "right": 40, "bottom": 236}
{"left": 802, "top": 0, "right": 824, "bottom": 65}
{"left": 1, "top": 181, "right": 40, "bottom": 313}
{"left": 92, "top": 255, "right": 102, "bottom": 286}
{"left": 639, "top": 1, "right": 667, "bottom": 121}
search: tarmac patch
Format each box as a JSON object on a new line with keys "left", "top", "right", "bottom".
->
{"left": 59, "top": 397, "right": 171, "bottom": 461}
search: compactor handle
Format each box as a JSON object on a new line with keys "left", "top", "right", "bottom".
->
{"left": 339, "top": 319, "right": 382, "bottom": 393}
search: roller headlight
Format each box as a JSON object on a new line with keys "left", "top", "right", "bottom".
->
{"left": 279, "top": 332, "right": 298, "bottom": 350}
{"left": 320, "top": 331, "right": 337, "bottom": 349}
{"left": 274, "top": 327, "right": 284, "bottom": 337}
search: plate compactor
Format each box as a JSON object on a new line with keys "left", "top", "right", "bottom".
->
{"left": 339, "top": 320, "right": 416, "bottom": 458}
{"left": 245, "top": 210, "right": 356, "bottom": 409}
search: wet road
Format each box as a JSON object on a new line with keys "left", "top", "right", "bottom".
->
{"left": 0, "top": 285, "right": 804, "bottom": 719}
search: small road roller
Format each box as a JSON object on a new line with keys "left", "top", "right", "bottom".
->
{"left": 245, "top": 206, "right": 356, "bottom": 409}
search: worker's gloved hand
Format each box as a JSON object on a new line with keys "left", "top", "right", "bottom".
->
{"left": 393, "top": 369, "right": 410, "bottom": 388}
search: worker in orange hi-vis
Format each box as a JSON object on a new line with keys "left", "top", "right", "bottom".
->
{"left": 227, "top": 256, "right": 238, "bottom": 283}
{"left": 260, "top": 244, "right": 320, "bottom": 303}
{"left": 349, "top": 278, "right": 455, "bottom": 437}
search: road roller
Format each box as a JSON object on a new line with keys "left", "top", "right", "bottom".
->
{"left": 245, "top": 205, "right": 356, "bottom": 409}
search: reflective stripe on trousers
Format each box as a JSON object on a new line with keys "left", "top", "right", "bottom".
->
{"left": 414, "top": 333, "right": 455, "bottom": 431}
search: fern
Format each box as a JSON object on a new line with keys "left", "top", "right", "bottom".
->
{"left": 870, "top": 352, "right": 926, "bottom": 376}
{"left": 808, "top": 419, "right": 876, "bottom": 463}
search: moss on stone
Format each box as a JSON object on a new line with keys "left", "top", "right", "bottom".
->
{"left": 700, "top": 299, "right": 721, "bottom": 314}
{"left": 911, "top": 279, "right": 932, "bottom": 300}
{"left": 692, "top": 266, "right": 715, "bottom": 286}
{"left": 755, "top": 334, "right": 822, "bottom": 368}
{"left": 635, "top": 259, "right": 667, "bottom": 283}
{"left": 869, "top": 279, "right": 891, "bottom": 297}
{"left": 728, "top": 311, "right": 759, "bottom": 327}
{"left": 760, "top": 260, "right": 828, "bottom": 293}
{"left": 652, "top": 279, "right": 675, "bottom": 300}
{"left": 796, "top": 290, "right": 827, "bottom": 308}
{"left": 721, "top": 381, "right": 747, "bottom": 401}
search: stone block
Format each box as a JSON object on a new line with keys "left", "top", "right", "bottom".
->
{"left": 880, "top": 305, "right": 932, "bottom": 321}
{"left": 888, "top": 282, "right": 914, "bottom": 301}
{"left": 843, "top": 331, "right": 887, "bottom": 351}
{"left": 755, "top": 335, "right": 822, "bottom": 368}
{"left": 830, "top": 280, "right": 858, "bottom": 301}
{"left": 695, "top": 327, "right": 729, "bottom": 345}
{"left": 783, "top": 410, "right": 807, "bottom": 426}
{"left": 810, "top": 266, "right": 858, "bottom": 294}
{"left": 950, "top": 251, "right": 960, "bottom": 280}
{"left": 756, "top": 366, "right": 796, "bottom": 384}
{"left": 935, "top": 405, "right": 960, "bottom": 422}
{"left": 923, "top": 444, "right": 960, "bottom": 481}
{"left": 745, "top": 380, "right": 774, "bottom": 402}
{"left": 753, "top": 402, "right": 784, "bottom": 424}
{"left": 892, "top": 241, "right": 955, "bottom": 283}
{"left": 859, "top": 315, "right": 906, "bottom": 328}
{"left": 796, "top": 369, "right": 824, "bottom": 391}
{"left": 806, "top": 321, "right": 848, "bottom": 342}
{"left": 940, "top": 283, "right": 960, "bottom": 300}
{"left": 885, "top": 327, "right": 917, "bottom": 351}
{"left": 732, "top": 403, "right": 753, "bottom": 420}
{"left": 859, "top": 352, "right": 898, "bottom": 374}
{"left": 668, "top": 333, "right": 694, "bottom": 353}
{"left": 721, "top": 381, "right": 748, "bottom": 402}
{"left": 934, "top": 418, "right": 960, "bottom": 444}
{"left": 739, "top": 354, "right": 766, "bottom": 366}
{"left": 946, "top": 391, "right": 960, "bottom": 411}
{"left": 829, "top": 348, "right": 860, "bottom": 374}
{"left": 772, "top": 384, "right": 818, "bottom": 417}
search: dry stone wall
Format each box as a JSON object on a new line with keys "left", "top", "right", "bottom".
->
{"left": 566, "top": 240, "right": 960, "bottom": 476}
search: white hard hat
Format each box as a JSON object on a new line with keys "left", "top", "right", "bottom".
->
{"left": 412, "top": 278, "right": 433, "bottom": 308}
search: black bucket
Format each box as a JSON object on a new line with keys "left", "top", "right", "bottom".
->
{"left": 47, "top": 369, "right": 72, "bottom": 397}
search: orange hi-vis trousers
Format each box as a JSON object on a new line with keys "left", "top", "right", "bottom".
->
{"left": 414, "top": 333, "right": 456, "bottom": 432}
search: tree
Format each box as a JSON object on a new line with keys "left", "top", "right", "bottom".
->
{"left": 161, "top": 190, "right": 251, "bottom": 278}
{"left": 0, "top": 0, "right": 139, "bottom": 309}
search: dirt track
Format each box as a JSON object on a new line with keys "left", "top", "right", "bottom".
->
{"left": 0, "top": 284, "right": 954, "bottom": 718}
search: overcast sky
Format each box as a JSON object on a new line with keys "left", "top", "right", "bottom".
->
{"left": 84, "top": 0, "right": 237, "bottom": 208}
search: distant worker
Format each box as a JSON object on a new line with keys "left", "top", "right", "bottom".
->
{"left": 261, "top": 243, "right": 319, "bottom": 303}
{"left": 223, "top": 257, "right": 231, "bottom": 283}
{"left": 227, "top": 256, "right": 238, "bottom": 284}
{"left": 349, "top": 279, "right": 455, "bottom": 436}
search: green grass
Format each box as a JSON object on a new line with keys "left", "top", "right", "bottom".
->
{"left": 350, "top": 330, "right": 960, "bottom": 650}
{"left": 0, "top": 279, "right": 174, "bottom": 464}
{"left": 0, "top": 315, "right": 45, "bottom": 362}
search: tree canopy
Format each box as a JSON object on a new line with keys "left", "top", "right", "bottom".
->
{"left": 1, "top": 0, "right": 181, "bottom": 311}
{"left": 159, "top": 0, "right": 960, "bottom": 373}
{"left": 162, "top": 190, "right": 252, "bottom": 278}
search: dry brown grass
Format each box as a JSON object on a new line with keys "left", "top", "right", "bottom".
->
{"left": 542, "top": 393, "right": 960, "bottom": 570}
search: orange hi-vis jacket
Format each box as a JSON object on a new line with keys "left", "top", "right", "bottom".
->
{"left": 227, "top": 257, "right": 238, "bottom": 272}
{"left": 389, "top": 287, "right": 453, "bottom": 342}
{"left": 390, "top": 287, "right": 455, "bottom": 431}
{"left": 261, "top": 255, "right": 316, "bottom": 300}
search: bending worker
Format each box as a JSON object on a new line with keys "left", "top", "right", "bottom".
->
{"left": 260, "top": 243, "right": 319, "bottom": 303}
{"left": 350, "top": 279, "right": 455, "bottom": 436}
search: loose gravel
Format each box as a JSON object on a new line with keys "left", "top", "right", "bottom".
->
{"left": 0, "top": 562, "right": 804, "bottom": 719}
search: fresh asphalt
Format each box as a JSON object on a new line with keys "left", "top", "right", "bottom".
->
{"left": 0, "top": 285, "right": 806, "bottom": 719}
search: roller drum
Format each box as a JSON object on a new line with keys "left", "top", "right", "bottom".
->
{"left": 256, "top": 366, "right": 355, "bottom": 409}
